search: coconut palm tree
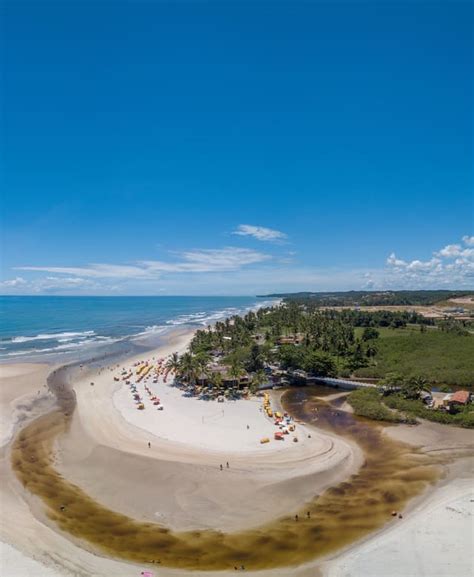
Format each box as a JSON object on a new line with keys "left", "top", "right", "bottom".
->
{"left": 228, "top": 361, "right": 245, "bottom": 388}
{"left": 178, "top": 352, "right": 198, "bottom": 385}
{"left": 165, "top": 352, "right": 181, "bottom": 374}
{"left": 209, "top": 370, "right": 223, "bottom": 393}
{"left": 250, "top": 369, "right": 267, "bottom": 394}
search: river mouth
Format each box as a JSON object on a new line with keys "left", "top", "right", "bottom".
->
{"left": 11, "top": 382, "right": 441, "bottom": 571}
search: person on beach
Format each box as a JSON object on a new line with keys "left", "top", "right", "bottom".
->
{"left": 148, "top": 442, "right": 151, "bottom": 448}
{"left": 220, "top": 464, "right": 223, "bottom": 471}
{"left": 295, "top": 514, "right": 299, "bottom": 521}
{"left": 226, "top": 461, "right": 229, "bottom": 468}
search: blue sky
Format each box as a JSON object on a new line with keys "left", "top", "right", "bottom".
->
{"left": 1, "top": 1, "right": 472, "bottom": 295}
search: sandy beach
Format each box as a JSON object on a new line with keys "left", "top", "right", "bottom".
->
{"left": 1, "top": 328, "right": 473, "bottom": 577}
{"left": 324, "top": 477, "right": 473, "bottom": 577}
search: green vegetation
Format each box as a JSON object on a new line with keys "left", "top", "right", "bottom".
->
{"left": 172, "top": 302, "right": 473, "bottom": 400}
{"left": 353, "top": 328, "right": 474, "bottom": 386}
{"left": 261, "top": 289, "right": 474, "bottom": 307}
{"left": 166, "top": 301, "right": 474, "bottom": 427}
{"left": 347, "top": 388, "right": 416, "bottom": 423}
{"left": 348, "top": 387, "right": 474, "bottom": 428}
{"left": 383, "top": 395, "right": 474, "bottom": 428}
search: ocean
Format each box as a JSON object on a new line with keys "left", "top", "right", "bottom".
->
{"left": 0, "top": 296, "right": 277, "bottom": 362}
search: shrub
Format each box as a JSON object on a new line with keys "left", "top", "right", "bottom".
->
{"left": 384, "top": 395, "right": 474, "bottom": 428}
{"left": 347, "top": 388, "right": 416, "bottom": 424}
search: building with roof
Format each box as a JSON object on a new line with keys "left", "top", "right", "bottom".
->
{"left": 449, "top": 390, "right": 471, "bottom": 405}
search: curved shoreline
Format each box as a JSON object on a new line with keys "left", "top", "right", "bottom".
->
{"left": 1, "top": 332, "right": 472, "bottom": 576}
{"left": 9, "top": 359, "right": 438, "bottom": 570}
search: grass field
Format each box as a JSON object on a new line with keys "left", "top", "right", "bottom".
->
{"left": 353, "top": 327, "right": 474, "bottom": 387}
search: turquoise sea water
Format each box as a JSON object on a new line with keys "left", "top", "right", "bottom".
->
{"left": 0, "top": 296, "right": 275, "bottom": 361}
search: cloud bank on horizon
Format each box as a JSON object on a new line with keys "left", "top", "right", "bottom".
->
{"left": 1, "top": 228, "right": 473, "bottom": 295}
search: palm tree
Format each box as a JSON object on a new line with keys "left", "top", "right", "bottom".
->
{"left": 179, "top": 352, "right": 198, "bottom": 385}
{"left": 209, "top": 371, "right": 223, "bottom": 392}
{"left": 228, "top": 361, "right": 245, "bottom": 388}
{"left": 165, "top": 352, "right": 181, "bottom": 374}
{"left": 250, "top": 369, "right": 267, "bottom": 394}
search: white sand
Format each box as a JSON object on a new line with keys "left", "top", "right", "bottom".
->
{"left": 324, "top": 478, "right": 474, "bottom": 577}
{"left": 0, "top": 542, "right": 64, "bottom": 577}
{"left": 74, "top": 328, "right": 325, "bottom": 458}
{"left": 59, "top": 328, "right": 359, "bottom": 532}
{"left": 112, "top": 363, "right": 309, "bottom": 454}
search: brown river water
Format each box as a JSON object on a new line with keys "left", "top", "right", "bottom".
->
{"left": 11, "top": 380, "right": 441, "bottom": 571}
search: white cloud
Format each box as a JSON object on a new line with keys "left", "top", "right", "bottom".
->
{"left": 14, "top": 247, "right": 270, "bottom": 279}
{"left": 4, "top": 236, "right": 473, "bottom": 296}
{"left": 0, "top": 277, "right": 27, "bottom": 288}
{"left": 0, "top": 276, "right": 101, "bottom": 294}
{"left": 386, "top": 235, "right": 474, "bottom": 288}
{"left": 139, "top": 247, "right": 271, "bottom": 274}
{"left": 15, "top": 264, "right": 153, "bottom": 279}
{"left": 178, "top": 247, "right": 269, "bottom": 270}
{"left": 386, "top": 253, "right": 407, "bottom": 267}
{"left": 436, "top": 244, "right": 462, "bottom": 258}
{"left": 462, "top": 235, "right": 474, "bottom": 246}
{"left": 232, "top": 224, "right": 287, "bottom": 242}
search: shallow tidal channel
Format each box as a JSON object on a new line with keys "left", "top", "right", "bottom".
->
{"left": 11, "top": 377, "right": 441, "bottom": 571}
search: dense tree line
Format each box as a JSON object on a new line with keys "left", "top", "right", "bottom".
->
{"left": 169, "top": 302, "right": 473, "bottom": 390}
{"left": 260, "top": 290, "right": 473, "bottom": 307}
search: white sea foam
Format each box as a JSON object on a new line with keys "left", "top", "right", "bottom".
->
{"left": 9, "top": 331, "right": 95, "bottom": 344}
{"left": 0, "top": 336, "right": 119, "bottom": 358}
{"left": 163, "top": 303, "right": 275, "bottom": 328}
{"left": 134, "top": 325, "right": 168, "bottom": 337}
